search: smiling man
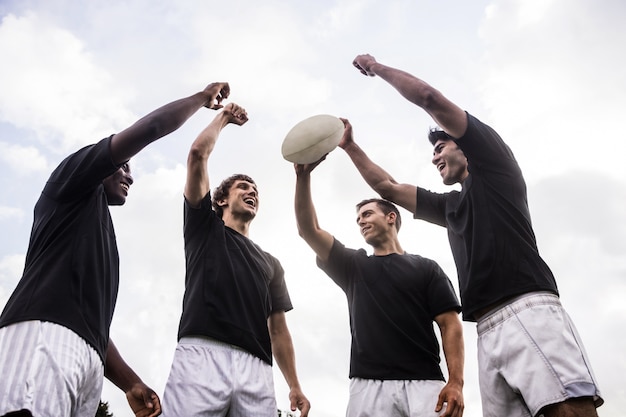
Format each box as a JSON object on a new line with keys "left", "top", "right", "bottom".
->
{"left": 0, "top": 82, "right": 231, "bottom": 417}
{"left": 161, "top": 103, "right": 310, "bottom": 417}
{"left": 346, "top": 53, "right": 604, "bottom": 417}
{"left": 293, "top": 157, "right": 464, "bottom": 417}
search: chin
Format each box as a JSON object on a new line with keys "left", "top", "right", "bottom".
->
{"left": 107, "top": 196, "right": 127, "bottom": 206}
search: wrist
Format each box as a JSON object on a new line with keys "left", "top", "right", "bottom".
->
{"left": 340, "top": 140, "right": 358, "bottom": 153}
{"left": 447, "top": 377, "right": 464, "bottom": 387}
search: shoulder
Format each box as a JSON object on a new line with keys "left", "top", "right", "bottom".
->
{"left": 456, "top": 113, "right": 516, "bottom": 162}
{"left": 405, "top": 253, "right": 447, "bottom": 274}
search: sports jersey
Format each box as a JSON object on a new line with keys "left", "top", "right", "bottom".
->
{"left": 318, "top": 238, "right": 461, "bottom": 380}
{"left": 415, "top": 113, "right": 558, "bottom": 321}
{"left": 178, "top": 192, "right": 292, "bottom": 364}
{"left": 0, "top": 136, "right": 121, "bottom": 361}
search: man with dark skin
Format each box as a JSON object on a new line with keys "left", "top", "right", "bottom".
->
{"left": 0, "top": 82, "right": 231, "bottom": 417}
{"left": 344, "top": 54, "right": 603, "bottom": 417}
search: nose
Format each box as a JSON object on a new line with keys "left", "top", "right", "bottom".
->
{"left": 431, "top": 152, "right": 440, "bottom": 166}
{"left": 125, "top": 171, "right": 134, "bottom": 185}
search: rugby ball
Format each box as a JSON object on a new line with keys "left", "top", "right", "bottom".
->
{"left": 281, "top": 114, "right": 344, "bottom": 164}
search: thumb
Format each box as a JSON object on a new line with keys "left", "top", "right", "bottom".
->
{"left": 434, "top": 393, "right": 445, "bottom": 412}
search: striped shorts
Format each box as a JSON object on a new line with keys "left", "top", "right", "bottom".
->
{"left": 347, "top": 378, "right": 447, "bottom": 417}
{"left": 0, "top": 321, "right": 104, "bottom": 417}
{"left": 162, "top": 336, "right": 277, "bottom": 417}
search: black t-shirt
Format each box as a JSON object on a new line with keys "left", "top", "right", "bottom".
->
{"left": 415, "top": 113, "right": 558, "bottom": 321}
{"left": 179, "top": 193, "right": 293, "bottom": 365}
{"left": 317, "top": 238, "right": 461, "bottom": 380}
{"left": 0, "top": 136, "right": 121, "bottom": 362}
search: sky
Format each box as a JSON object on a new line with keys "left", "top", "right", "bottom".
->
{"left": 0, "top": 0, "right": 625, "bottom": 416}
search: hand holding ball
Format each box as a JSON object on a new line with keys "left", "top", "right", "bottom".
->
{"left": 281, "top": 115, "right": 344, "bottom": 164}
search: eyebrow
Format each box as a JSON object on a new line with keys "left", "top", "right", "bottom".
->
{"left": 356, "top": 209, "right": 373, "bottom": 223}
{"left": 238, "top": 182, "right": 258, "bottom": 192}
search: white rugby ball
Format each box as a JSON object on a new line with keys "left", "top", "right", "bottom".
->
{"left": 281, "top": 114, "right": 344, "bottom": 164}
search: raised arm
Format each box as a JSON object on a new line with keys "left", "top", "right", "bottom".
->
{"left": 184, "top": 103, "right": 248, "bottom": 207}
{"left": 352, "top": 55, "right": 467, "bottom": 139}
{"left": 433, "top": 311, "right": 465, "bottom": 417}
{"left": 268, "top": 311, "right": 311, "bottom": 417}
{"left": 109, "top": 82, "right": 231, "bottom": 165}
{"left": 294, "top": 159, "right": 334, "bottom": 262}
{"left": 104, "top": 339, "right": 161, "bottom": 417}
{"left": 339, "top": 118, "right": 418, "bottom": 213}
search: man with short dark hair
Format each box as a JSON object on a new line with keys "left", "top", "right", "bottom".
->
{"left": 294, "top": 156, "right": 464, "bottom": 417}
{"left": 161, "top": 103, "right": 310, "bottom": 417}
{"left": 346, "top": 53, "right": 603, "bottom": 417}
{"left": 0, "top": 82, "right": 232, "bottom": 417}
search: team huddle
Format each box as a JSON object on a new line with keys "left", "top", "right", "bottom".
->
{"left": 0, "top": 55, "right": 603, "bottom": 417}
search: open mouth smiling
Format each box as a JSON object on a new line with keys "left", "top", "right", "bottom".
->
{"left": 244, "top": 197, "right": 256, "bottom": 208}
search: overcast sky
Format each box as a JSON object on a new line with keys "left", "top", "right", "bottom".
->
{"left": 0, "top": 1, "right": 624, "bottom": 416}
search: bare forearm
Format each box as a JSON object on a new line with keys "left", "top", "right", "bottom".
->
{"left": 441, "top": 324, "right": 465, "bottom": 386}
{"left": 273, "top": 335, "right": 301, "bottom": 390}
{"left": 184, "top": 111, "right": 234, "bottom": 204}
{"left": 268, "top": 312, "right": 310, "bottom": 415}
{"left": 269, "top": 314, "right": 301, "bottom": 390}
{"left": 111, "top": 91, "right": 211, "bottom": 164}
{"left": 188, "top": 112, "right": 231, "bottom": 161}
{"left": 294, "top": 173, "right": 318, "bottom": 237}
{"left": 342, "top": 140, "right": 419, "bottom": 213}
{"left": 342, "top": 141, "right": 397, "bottom": 197}
{"left": 368, "top": 62, "right": 438, "bottom": 109}
{"left": 104, "top": 339, "right": 143, "bottom": 392}
{"left": 294, "top": 171, "right": 333, "bottom": 260}
{"left": 361, "top": 59, "right": 467, "bottom": 137}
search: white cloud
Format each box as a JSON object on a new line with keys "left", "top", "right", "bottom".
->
{"left": 478, "top": 0, "right": 626, "bottom": 181}
{"left": 0, "top": 141, "right": 48, "bottom": 175}
{"left": 0, "top": 205, "right": 24, "bottom": 221}
{"left": 0, "top": 254, "right": 25, "bottom": 304}
{"left": 0, "top": 12, "right": 136, "bottom": 154}
{"left": 0, "top": 1, "right": 624, "bottom": 416}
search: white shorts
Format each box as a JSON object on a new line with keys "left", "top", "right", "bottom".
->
{"left": 161, "top": 336, "right": 277, "bottom": 417}
{"left": 346, "top": 378, "right": 447, "bottom": 417}
{"left": 477, "top": 292, "right": 603, "bottom": 417}
{"left": 0, "top": 321, "right": 104, "bottom": 417}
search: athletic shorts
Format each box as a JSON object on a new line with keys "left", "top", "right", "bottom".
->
{"left": 0, "top": 321, "right": 104, "bottom": 417}
{"left": 346, "top": 378, "right": 447, "bottom": 417}
{"left": 161, "top": 336, "right": 277, "bottom": 417}
{"left": 476, "top": 292, "right": 603, "bottom": 417}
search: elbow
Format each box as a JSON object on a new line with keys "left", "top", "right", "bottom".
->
{"left": 405, "top": 85, "right": 439, "bottom": 111}
{"left": 139, "top": 115, "right": 167, "bottom": 139}
{"left": 420, "top": 87, "right": 448, "bottom": 113}
{"left": 421, "top": 89, "right": 438, "bottom": 110}
{"left": 296, "top": 224, "right": 310, "bottom": 241}
{"left": 373, "top": 180, "right": 398, "bottom": 202}
{"left": 296, "top": 222, "right": 319, "bottom": 245}
{"left": 187, "top": 145, "right": 209, "bottom": 165}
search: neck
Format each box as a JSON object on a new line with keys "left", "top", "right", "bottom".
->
{"left": 372, "top": 238, "right": 403, "bottom": 256}
{"left": 222, "top": 213, "right": 252, "bottom": 237}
